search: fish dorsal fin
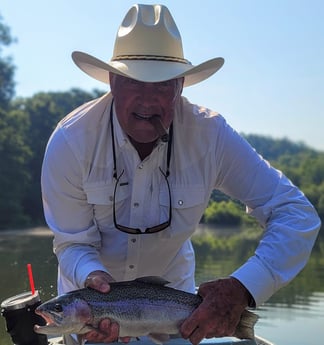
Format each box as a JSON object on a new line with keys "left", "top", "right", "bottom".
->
{"left": 135, "top": 276, "right": 170, "bottom": 286}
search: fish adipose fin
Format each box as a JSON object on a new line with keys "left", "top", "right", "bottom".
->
{"left": 233, "top": 309, "right": 259, "bottom": 340}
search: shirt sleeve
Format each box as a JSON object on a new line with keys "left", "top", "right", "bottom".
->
{"left": 213, "top": 118, "right": 321, "bottom": 306}
{"left": 41, "top": 128, "right": 108, "bottom": 289}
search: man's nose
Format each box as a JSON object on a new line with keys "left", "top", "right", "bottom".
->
{"left": 139, "top": 83, "right": 158, "bottom": 102}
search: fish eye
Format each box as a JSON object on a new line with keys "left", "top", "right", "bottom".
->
{"left": 54, "top": 303, "right": 63, "bottom": 312}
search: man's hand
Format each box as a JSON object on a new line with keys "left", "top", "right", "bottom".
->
{"left": 84, "top": 270, "right": 114, "bottom": 292}
{"left": 83, "top": 271, "right": 131, "bottom": 343}
{"left": 180, "top": 277, "right": 252, "bottom": 345}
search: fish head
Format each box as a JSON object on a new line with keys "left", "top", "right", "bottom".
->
{"left": 34, "top": 292, "right": 93, "bottom": 335}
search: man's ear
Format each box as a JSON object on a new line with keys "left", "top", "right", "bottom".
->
{"left": 179, "top": 77, "right": 184, "bottom": 95}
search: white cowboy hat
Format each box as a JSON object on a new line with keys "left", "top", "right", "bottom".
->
{"left": 72, "top": 4, "right": 224, "bottom": 87}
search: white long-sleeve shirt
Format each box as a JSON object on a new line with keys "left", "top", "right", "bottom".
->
{"left": 41, "top": 92, "right": 321, "bottom": 306}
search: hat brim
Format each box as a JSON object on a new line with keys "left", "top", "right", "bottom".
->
{"left": 72, "top": 51, "right": 224, "bottom": 87}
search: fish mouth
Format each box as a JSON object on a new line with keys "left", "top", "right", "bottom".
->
{"left": 34, "top": 310, "right": 61, "bottom": 334}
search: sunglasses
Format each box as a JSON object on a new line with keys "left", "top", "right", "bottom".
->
{"left": 110, "top": 100, "right": 173, "bottom": 235}
{"left": 112, "top": 168, "right": 172, "bottom": 234}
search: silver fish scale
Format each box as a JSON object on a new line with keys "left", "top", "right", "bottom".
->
{"left": 66, "top": 279, "right": 203, "bottom": 335}
{"left": 80, "top": 280, "right": 202, "bottom": 307}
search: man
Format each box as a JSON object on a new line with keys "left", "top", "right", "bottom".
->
{"left": 41, "top": 4, "right": 321, "bottom": 345}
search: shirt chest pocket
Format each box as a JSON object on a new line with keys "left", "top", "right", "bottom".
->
{"left": 84, "top": 182, "right": 130, "bottom": 230}
{"left": 160, "top": 185, "right": 208, "bottom": 223}
{"left": 160, "top": 185, "right": 206, "bottom": 209}
{"left": 84, "top": 182, "right": 130, "bottom": 205}
{"left": 159, "top": 185, "right": 207, "bottom": 235}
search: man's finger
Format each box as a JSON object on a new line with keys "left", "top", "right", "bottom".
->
{"left": 100, "top": 318, "right": 112, "bottom": 331}
{"left": 180, "top": 310, "right": 201, "bottom": 339}
{"left": 188, "top": 326, "right": 206, "bottom": 345}
{"left": 85, "top": 271, "right": 111, "bottom": 293}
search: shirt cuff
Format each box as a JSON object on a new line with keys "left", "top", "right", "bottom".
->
{"left": 75, "top": 254, "right": 110, "bottom": 288}
{"left": 230, "top": 256, "right": 275, "bottom": 307}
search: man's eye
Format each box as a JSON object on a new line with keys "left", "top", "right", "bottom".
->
{"left": 156, "top": 82, "right": 173, "bottom": 92}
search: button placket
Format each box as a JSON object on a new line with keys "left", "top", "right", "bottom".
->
{"left": 124, "top": 164, "right": 146, "bottom": 280}
{"left": 125, "top": 235, "right": 141, "bottom": 280}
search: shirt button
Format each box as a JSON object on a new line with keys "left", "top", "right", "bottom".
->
{"left": 109, "top": 196, "right": 113, "bottom": 202}
{"left": 131, "top": 238, "right": 136, "bottom": 243}
{"left": 138, "top": 164, "right": 144, "bottom": 169}
{"left": 133, "top": 202, "right": 139, "bottom": 207}
{"left": 178, "top": 200, "right": 184, "bottom": 206}
{"left": 129, "top": 265, "right": 134, "bottom": 269}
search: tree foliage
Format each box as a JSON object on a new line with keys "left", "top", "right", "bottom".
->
{"left": 0, "top": 14, "right": 16, "bottom": 106}
{"left": 7, "top": 89, "right": 103, "bottom": 227}
{"left": 0, "top": 108, "right": 31, "bottom": 227}
{"left": 203, "top": 135, "right": 324, "bottom": 237}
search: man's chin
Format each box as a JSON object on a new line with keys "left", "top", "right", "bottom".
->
{"left": 128, "top": 130, "right": 159, "bottom": 144}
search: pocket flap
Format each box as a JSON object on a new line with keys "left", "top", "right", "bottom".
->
{"left": 84, "top": 183, "right": 129, "bottom": 205}
{"left": 160, "top": 185, "right": 205, "bottom": 209}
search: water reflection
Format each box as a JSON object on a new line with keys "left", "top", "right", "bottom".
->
{"left": 193, "top": 226, "right": 324, "bottom": 345}
{"left": 256, "top": 294, "right": 324, "bottom": 345}
{"left": 0, "top": 227, "right": 323, "bottom": 345}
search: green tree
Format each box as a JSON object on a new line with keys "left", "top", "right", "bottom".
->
{"left": 0, "top": 108, "right": 31, "bottom": 228}
{"left": 0, "top": 13, "right": 16, "bottom": 107}
{"left": 0, "top": 14, "right": 29, "bottom": 228}
{"left": 206, "top": 135, "right": 324, "bottom": 237}
{"left": 13, "top": 89, "right": 104, "bottom": 224}
{"left": 204, "top": 200, "right": 242, "bottom": 226}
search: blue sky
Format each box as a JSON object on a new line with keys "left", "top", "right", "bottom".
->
{"left": 1, "top": 0, "right": 324, "bottom": 151}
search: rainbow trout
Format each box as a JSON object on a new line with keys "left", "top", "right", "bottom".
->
{"left": 34, "top": 276, "right": 258, "bottom": 344}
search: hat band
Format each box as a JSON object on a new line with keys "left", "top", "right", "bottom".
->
{"left": 112, "top": 54, "right": 191, "bottom": 65}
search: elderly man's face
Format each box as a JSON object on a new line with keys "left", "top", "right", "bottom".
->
{"left": 110, "top": 73, "right": 183, "bottom": 143}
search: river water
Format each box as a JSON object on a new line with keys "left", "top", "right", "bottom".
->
{"left": 0, "top": 227, "right": 323, "bottom": 345}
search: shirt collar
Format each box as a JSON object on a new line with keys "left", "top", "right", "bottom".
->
{"left": 111, "top": 102, "right": 129, "bottom": 149}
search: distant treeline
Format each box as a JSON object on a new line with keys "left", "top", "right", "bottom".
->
{"left": 0, "top": 88, "right": 323, "bottom": 236}
{"left": 202, "top": 134, "right": 324, "bottom": 237}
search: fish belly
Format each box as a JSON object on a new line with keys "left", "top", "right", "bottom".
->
{"left": 110, "top": 300, "right": 192, "bottom": 337}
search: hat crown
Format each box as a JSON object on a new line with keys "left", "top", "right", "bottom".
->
{"left": 72, "top": 4, "right": 224, "bottom": 87}
{"left": 112, "top": 4, "right": 187, "bottom": 63}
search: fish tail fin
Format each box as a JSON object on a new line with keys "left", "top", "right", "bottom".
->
{"left": 78, "top": 335, "right": 86, "bottom": 345}
{"left": 233, "top": 309, "right": 259, "bottom": 340}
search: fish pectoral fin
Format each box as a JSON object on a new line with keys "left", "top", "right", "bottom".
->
{"left": 148, "top": 333, "right": 170, "bottom": 344}
{"left": 75, "top": 324, "right": 108, "bottom": 345}
{"left": 82, "top": 323, "right": 106, "bottom": 336}
{"left": 135, "top": 276, "right": 170, "bottom": 286}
